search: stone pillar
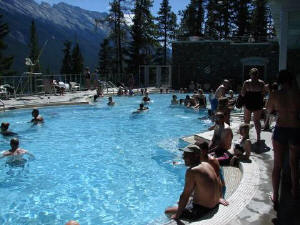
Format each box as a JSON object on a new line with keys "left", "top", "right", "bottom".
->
{"left": 279, "top": 9, "right": 288, "bottom": 70}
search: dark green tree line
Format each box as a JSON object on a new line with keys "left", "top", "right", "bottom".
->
{"left": 28, "top": 20, "right": 40, "bottom": 72}
{"left": 0, "top": 14, "right": 14, "bottom": 77}
{"left": 60, "top": 40, "right": 72, "bottom": 75}
{"left": 128, "top": 0, "right": 157, "bottom": 75}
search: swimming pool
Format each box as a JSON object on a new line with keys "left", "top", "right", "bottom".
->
{"left": 0, "top": 94, "right": 211, "bottom": 225}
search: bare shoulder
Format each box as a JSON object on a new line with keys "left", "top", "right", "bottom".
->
{"left": 224, "top": 123, "right": 232, "bottom": 130}
{"left": 244, "top": 79, "right": 251, "bottom": 85}
{"left": 18, "top": 148, "right": 27, "bottom": 153}
{"left": 258, "top": 79, "right": 265, "bottom": 85}
{"left": 2, "top": 150, "right": 10, "bottom": 156}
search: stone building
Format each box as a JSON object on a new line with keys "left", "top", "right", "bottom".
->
{"left": 172, "top": 40, "right": 279, "bottom": 90}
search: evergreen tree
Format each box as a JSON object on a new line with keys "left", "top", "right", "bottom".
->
{"left": 266, "top": 5, "right": 276, "bottom": 39}
{"left": 60, "top": 40, "right": 72, "bottom": 74}
{"left": 219, "top": 0, "right": 234, "bottom": 38}
{"left": 156, "top": 0, "right": 177, "bottom": 65}
{"left": 28, "top": 20, "right": 40, "bottom": 72}
{"left": 71, "top": 43, "right": 84, "bottom": 74}
{"left": 205, "top": 0, "right": 220, "bottom": 39}
{"left": 128, "top": 0, "right": 157, "bottom": 75}
{"left": 251, "top": 0, "right": 268, "bottom": 40}
{"left": 98, "top": 38, "right": 112, "bottom": 78}
{"left": 180, "top": 0, "right": 204, "bottom": 37}
{"left": 0, "top": 14, "right": 14, "bottom": 76}
{"left": 107, "top": 0, "right": 130, "bottom": 75}
{"left": 233, "top": 0, "right": 251, "bottom": 37}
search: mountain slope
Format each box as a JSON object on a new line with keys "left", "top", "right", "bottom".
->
{"left": 0, "top": 0, "right": 109, "bottom": 74}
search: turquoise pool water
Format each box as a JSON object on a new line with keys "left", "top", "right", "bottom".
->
{"left": 0, "top": 94, "right": 211, "bottom": 225}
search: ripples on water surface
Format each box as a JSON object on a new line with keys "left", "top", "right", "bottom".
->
{"left": 0, "top": 94, "right": 211, "bottom": 225}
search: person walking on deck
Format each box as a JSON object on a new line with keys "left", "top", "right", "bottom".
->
{"left": 266, "top": 70, "right": 300, "bottom": 207}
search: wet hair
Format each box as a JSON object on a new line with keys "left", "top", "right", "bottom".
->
{"left": 140, "top": 103, "right": 144, "bottom": 108}
{"left": 1, "top": 122, "right": 9, "bottom": 129}
{"left": 249, "top": 68, "right": 259, "bottom": 77}
{"left": 10, "top": 138, "right": 19, "bottom": 146}
{"left": 239, "top": 123, "right": 250, "bottom": 132}
{"left": 277, "top": 70, "right": 294, "bottom": 86}
{"left": 172, "top": 95, "right": 177, "bottom": 99}
{"left": 32, "top": 109, "right": 39, "bottom": 114}
{"left": 198, "top": 142, "right": 209, "bottom": 151}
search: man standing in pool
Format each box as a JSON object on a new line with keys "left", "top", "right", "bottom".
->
{"left": 31, "top": 109, "right": 44, "bottom": 123}
{"left": 165, "top": 144, "right": 221, "bottom": 220}
{"left": 0, "top": 138, "right": 35, "bottom": 166}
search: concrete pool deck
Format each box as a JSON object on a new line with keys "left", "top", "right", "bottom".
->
{"left": 0, "top": 88, "right": 163, "bottom": 111}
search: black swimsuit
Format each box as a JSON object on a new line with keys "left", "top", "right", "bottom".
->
{"left": 244, "top": 91, "right": 264, "bottom": 111}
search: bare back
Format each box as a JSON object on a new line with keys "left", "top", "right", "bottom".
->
{"left": 268, "top": 89, "right": 300, "bottom": 128}
{"left": 191, "top": 162, "right": 221, "bottom": 208}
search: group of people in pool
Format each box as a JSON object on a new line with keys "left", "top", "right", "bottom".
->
{"left": 170, "top": 89, "right": 207, "bottom": 109}
{"left": 0, "top": 109, "right": 43, "bottom": 164}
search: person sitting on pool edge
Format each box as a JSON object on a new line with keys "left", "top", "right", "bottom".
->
{"left": 1, "top": 122, "right": 17, "bottom": 136}
{"left": 0, "top": 138, "right": 35, "bottom": 167}
{"left": 209, "top": 112, "right": 233, "bottom": 166}
{"left": 165, "top": 144, "right": 221, "bottom": 220}
{"left": 230, "top": 123, "right": 251, "bottom": 167}
{"left": 133, "top": 103, "right": 149, "bottom": 114}
{"left": 31, "top": 109, "right": 44, "bottom": 124}
{"left": 107, "top": 96, "right": 115, "bottom": 106}
{"left": 196, "top": 141, "right": 228, "bottom": 203}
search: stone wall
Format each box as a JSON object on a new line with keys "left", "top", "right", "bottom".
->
{"left": 172, "top": 40, "right": 279, "bottom": 90}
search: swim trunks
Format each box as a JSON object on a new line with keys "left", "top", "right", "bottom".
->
{"left": 214, "top": 148, "right": 232, "bottom": 166}
{"left": 181, "top": 202, "right": 217, "bottom": 220}
{"left": 272, "top": 126, "right": 300, "bottom": 145}
{"left": 210, "top": 98, "right": 218, "bottom": 112}
{"left": 244, "top": 91, "right": 264, "bottom": 111}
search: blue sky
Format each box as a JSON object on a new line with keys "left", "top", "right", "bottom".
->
{"left": 35, "top": 0, "right": 190, "bottom": 15}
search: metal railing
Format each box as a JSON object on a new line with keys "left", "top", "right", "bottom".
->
{"left": 0, "top": 73, "right": 84, "bottom": 97}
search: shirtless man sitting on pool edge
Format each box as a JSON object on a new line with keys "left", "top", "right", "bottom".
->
{"left": 165, "top": 144, "right": 222, "bottom": 220}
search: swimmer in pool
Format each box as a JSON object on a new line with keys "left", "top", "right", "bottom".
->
{"left": 107, "top": 96, "right": 115, "bottom": 106}
{"left": 133, "top": 103, "right": 149, "bottom": 114}
{"left": 1, "top": 122, "right": 17, "bottom": 136}
{"left": 0, "top": 138, "right": 35, "bottom": 167}
{"left": 31, "top": 109, "right": 44, "bottom": 123}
